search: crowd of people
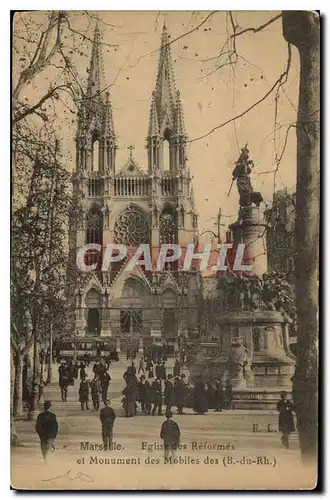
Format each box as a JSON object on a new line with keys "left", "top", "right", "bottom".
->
{"left": 58, "top": 359, "right": 112, "bottom": 410}
{"left": 120, "top": 356, "right": 234, "bottom": 418}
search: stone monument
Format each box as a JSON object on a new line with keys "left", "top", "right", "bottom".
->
{"left": 188, "top": 147, "right": 296, "bottom": 409}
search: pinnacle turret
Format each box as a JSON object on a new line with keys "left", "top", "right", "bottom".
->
{"left": 175, "top": 90, "right": 187, "bottom": 137}
{"left": 148, "top": 92, "right": 160, "bottom": 137}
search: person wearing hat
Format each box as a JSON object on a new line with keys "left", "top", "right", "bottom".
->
{"left": 160, "top": 410, "right": 180, "bottom": 461}
{"left": 277, "top": 391, "right": 295, "bottom": 449}
{"left": 100, "top": 399, "right": 116, "bottom": 450}
{"left": 35, "top": 401, "right": 58, "bottom": 461}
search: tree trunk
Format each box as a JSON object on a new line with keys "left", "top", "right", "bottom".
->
{"left": 13, "top": 349, "right": 24, "bottom": 418}
{"left": 10, "top": 354, "right": 19, "bottom": 446}
{"left": 282, "top": 11, "right": 320, "bottom": 465}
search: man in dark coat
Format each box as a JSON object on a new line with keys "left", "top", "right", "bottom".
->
{"left": 123, "top": 374, "right": 138, "bottom": 417}
{"left": 79, "top": 377, "right": 90, "bottom": 410}
{"left": 160, "top": 410, "right": 180, "bottom": 461}
{"left": 173, "top": 359, "right": 181, "bottom": 378}
{"left": 100, "top": 371, "right": 111, "bottom": 403}
{"left": 277, "top": 391, "right": 295, "bottom": 449}
{"left": 79, "top": 362, "right": 87, "bottom": 380}
{"left": 155, "top": 363, "right": 162, "bottom": 380}
{"left": 160, "top": 362, "right": 167, "bottom": 381}
{"left": 73, "top": 362, "right": 79, "bottom": 380}
{"left": 214, "top": 380, "right": 224, "bottom": 412}
{"left": 193, "top": 379, "right": 208, "bottom": 415}
{"left": 173, "top": 376, "right": 185, "bottom": 415}
{"left": 35, "top": 400, "right": 58, "bottom": 461}
{"left": 205, "top": 382, "right": 215, "bottom": 410}
{"left": 151, "top": 378, "right": 163, "bottom": 416}
{"left": 90, "top": 376, "right": 101, "bottom": 410}
{"left": 164, "top": 374, "right": 174, "bottom": 413}
{"left": 100, "top": 399, "right": 116, "bottom": 450}
{"left": 58, "top": 363, "right": 69, "bottom": 402}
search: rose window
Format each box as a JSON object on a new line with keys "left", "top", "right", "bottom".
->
{"left": 114, "top": 205, "right": 149, "bottom": 246}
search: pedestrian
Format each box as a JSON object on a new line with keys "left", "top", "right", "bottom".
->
{"left": 192, "top": 378, "right": 208, "bottom": 415}
{"left": 126, "top": 349, "right": 130, "bottom": 361}
{"left": 35, "top": 400, "right": 58, "bottom": 461}
{"left": 79, "top": 377, "right": 90, "bottom": 410}
{"left": 123, "top": 373, "right": 138, "bottom": 417}
{"left": 164, "top": 374, "right": 174, "bottom": 413}
{"left": 214, "top": 380, "right": 224, "bottom": 412}
{"left": 160, "top": 410, "right": 180, "bottom": 462}
{"left": 146, "top": 359, "right": 154, "bottom": 378}
{"left": 131, "top": 361, "right": 137, "bottom": 375}
{"left": 100, "top": 399, "right": 116, "bottom": 450}
{"left": 138, "top": 375, "right": 147, "bottom": 414}
{"left": 173, "top": 376, "right": 185, "bottom": 415}
{"left": 138, "top": 358, "right": 145, "bottom": 374}
{"left": 79, "top": 362, "right": 87, "bottom": 380}
{"left": 151, "top": 377, "right": 163, "bottom": 416}
{"left": 277, "top": 391, "right": 295, "bottom": 449}
{"left": 73, "top": 361, "right": 79, "bottom": 380}
{"left": 205, "top": 382, "right": 215, "bottom": 410}
{"left": 58, "top": 363, "right": 69, "bottom": 402}
{"left": 90, "top": 376, "right": 101, "bottom": 410}
{"left": 100, "top": 371, "right": 111, "bottom": 403}
{"left": 173, "top": 359, "right": 181, "bottom": 378}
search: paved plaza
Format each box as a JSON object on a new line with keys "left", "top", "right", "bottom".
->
{"left": 11, "top": 357, "right": 315, "bottom": 490}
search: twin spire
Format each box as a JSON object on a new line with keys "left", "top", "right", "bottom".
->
{"left": 78, "top": 22, "right": 187, "bottom": 165}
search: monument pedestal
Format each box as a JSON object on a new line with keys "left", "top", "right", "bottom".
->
{"left": 229, "top": 205, "right": 268, "bottom": 276}
{"left": 188, "top": 311, "right": 295, "bottom": 409}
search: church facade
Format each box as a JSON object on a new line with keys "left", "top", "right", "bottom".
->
{"left": 68, "top": 24, "right": 200, "bottom": 352}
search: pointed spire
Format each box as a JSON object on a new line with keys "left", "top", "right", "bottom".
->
{"left": 175, "top": 90, "right": 186, "bottom": 136}
{"left": 154, "top": 24, "right": 176, "bottom": 125}
{"left": 86, "top": 23, "right": 107, "bottom": 101}
{"left": 104, "top": 90, "right": 115, "bottom": 137}
{"left": 148, "top": 91, "right": 159, "bottom": 136}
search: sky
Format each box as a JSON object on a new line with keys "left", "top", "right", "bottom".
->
{"left": 14, "top": 11, "right": 300, "bottom": 240}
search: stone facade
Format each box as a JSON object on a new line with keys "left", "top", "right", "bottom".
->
{"left": 68, "top": 24, "right": 199, "bottom": 351}
{"left": 265, "top": 189, "right": 296, "bottom": 279}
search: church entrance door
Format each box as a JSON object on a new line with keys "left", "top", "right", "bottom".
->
{"left": 87, "top": 308, "right": 101, "bottom": 336}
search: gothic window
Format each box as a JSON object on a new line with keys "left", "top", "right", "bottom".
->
{"left": 120, "top": 310, "right": 143, "bottom": 333}
{"left": 160, "top": 206, "right": 177, "bottom": 244}
{"left": 92, "top": 139, "right": 100, "bottom": 172}
{"left": 163, "top": 139, "right": 170, "bottom": 171}
{"left": 85, "top": 205, "right": 103, "bottom": 268}
{"left": 86, "top": 205, "right": 103, "bottom": 245}
{"left": 114, "top": 205, "right": 149, "bottom": 246}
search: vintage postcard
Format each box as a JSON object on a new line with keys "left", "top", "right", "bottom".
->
{"left": 11, "top": 10, "right": 319, "bottom": 490}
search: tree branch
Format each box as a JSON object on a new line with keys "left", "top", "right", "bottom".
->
{"left": 190, "top": 41, "right": 292, "bottom": 143}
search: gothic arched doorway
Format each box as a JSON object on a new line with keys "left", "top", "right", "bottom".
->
{"left": 85, "top": 289, "right": 101, "bottom": 335}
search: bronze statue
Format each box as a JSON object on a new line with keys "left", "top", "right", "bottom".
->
{"left": 231, "top": 145, "right": 263, "bottom": 207}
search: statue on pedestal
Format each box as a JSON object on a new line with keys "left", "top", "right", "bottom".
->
{"left": 225, "top": 336, "right": 251, "bottom": 383}
{"left": 231, "top": 145, "right": 263, "bottom": 207}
